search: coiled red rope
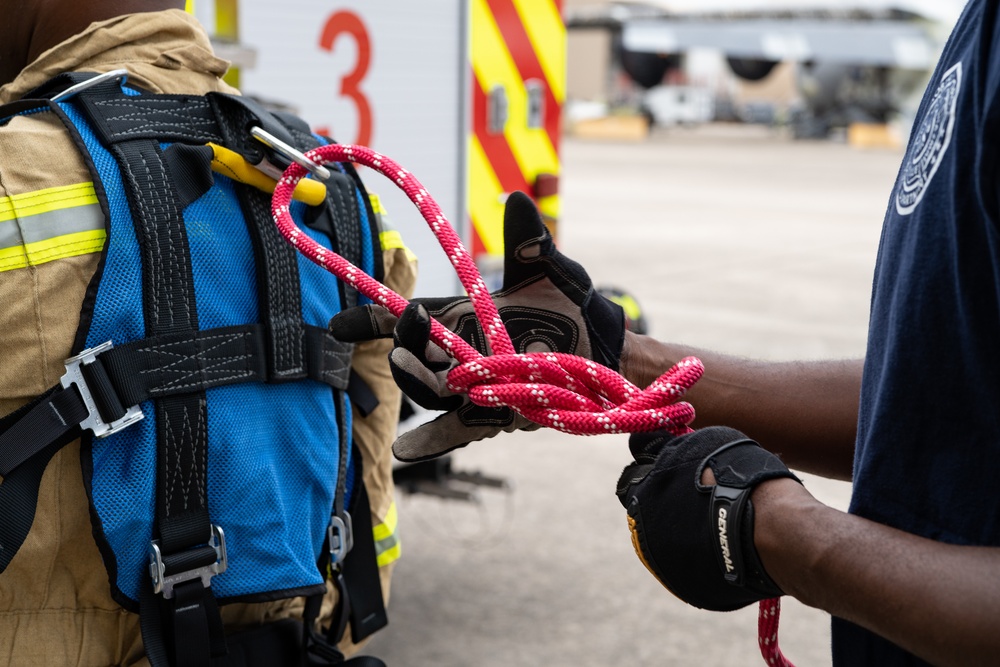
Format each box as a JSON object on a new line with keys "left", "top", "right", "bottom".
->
{"left": 270, "top": 143, "right": 794, "bottom": 667}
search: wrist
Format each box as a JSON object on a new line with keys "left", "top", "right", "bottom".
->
{"left": 621, "top": 331, "right": 677, "bottom": 388}
{"left": 751, "top": 477, "right": 824, "bottom": 601}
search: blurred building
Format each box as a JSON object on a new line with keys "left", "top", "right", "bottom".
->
{"left": 564, "top": 0, "right": 945, "bottom": 140}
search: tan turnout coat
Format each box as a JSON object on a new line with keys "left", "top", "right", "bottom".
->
{"left": 0, "top": 10, "right": 416, "bottom": 665}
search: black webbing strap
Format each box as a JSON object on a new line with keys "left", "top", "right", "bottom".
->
{"left": 237, "top": 186, "right": 309, "bottom": 381}
{"left": 322, "top": 174, "right": 364, "bottom": 311}
{"left": 20, "top": 71, "right": 93, "bottom": 100}
{"left": 72, "top": 81, "right": 224, "bottom": 667}
{"left": 321, "top": 415, "right": 385, "bottom": 653}
{"left": 301, "top": 170, "right": 363, "bottom": 311}
{"left": 0, "top": 320, "right": 353, "bottom": 577}
{"left": 0, "top": 384, "right": 85, "bottom": 574}
{"left": 0, "top": 438, "right": 70, "bottom": 574}
{"left": 268, "top": 112, "right": 372, "bottom": 310}
{"left": 346, "top": 371, "right": 379, "bottom": 418}
{"left": 205, "top": 93, "right": 314, "bottom": 382}
{"left": 0, "top": 382, "right": 86, "bottom": 573}
{"left": 314, "top": 392, "right": 355, "bottom": 654}
{"left": 140, "top": 575, "right": 227, "bottom": 667}
{"left": 333, "top": 394, "right": 352, "bottom": 542}
{"left": 0, "top": 386, "right": 86, "bottom": 478}
{"left": 267, "top": 116, "right": 365, "bottom": 307}
{"left": 75, "top": 88, "right": 224, "bottom": 145}
{"left": 341, "top": 482, "right": 389, "bottom": 643}
{"left": 107, "top": 137, "right": 213, "bottom": 550}
{"left": 207, "top": 93, "right": 298, "bottom": 167}
{"left": 98, "top": 324, "right": 352, "bottom": 410}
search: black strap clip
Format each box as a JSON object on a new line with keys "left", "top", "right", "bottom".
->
{"left": 148, "top": 524, "right": 229, "bottom": 599}
{"left": 60, "top": 341, "right": 144, "bottom": 437}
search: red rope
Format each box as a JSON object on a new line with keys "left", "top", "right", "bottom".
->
{"left": 760, "top": 598, "right": 794, "bottom": 666}
{"left": 269, "top": 143, "right": 794, "bottom": 666}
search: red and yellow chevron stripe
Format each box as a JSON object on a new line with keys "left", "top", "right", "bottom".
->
{"left": 470, "top": 0, "right": 565, "bottom": 260}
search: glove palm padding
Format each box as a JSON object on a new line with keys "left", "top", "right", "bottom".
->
{"left": 330, "top": 191, "right": 626, "bottom": 461}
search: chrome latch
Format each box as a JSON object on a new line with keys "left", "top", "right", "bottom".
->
{"left": 60, "top": 341, "right": 143, "bottom": 438}
{"left": 328, "top": 512, "right": 354, "bottom": 567}
{"left": 52, "top": 69, "right": 129, "bottom": 103}
{"left": 250, "top": 126, "right": 332, "bottom": 182}
{"left": 149, "top": 524, "right": 228, "bottom": 599}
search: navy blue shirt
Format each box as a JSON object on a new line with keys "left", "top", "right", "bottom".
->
{"left": 834, "top": 1, "right": 1000, "bottom": 663}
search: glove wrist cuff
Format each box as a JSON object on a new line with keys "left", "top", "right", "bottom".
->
{"left": 711, "top": 484, "right": 784, "bottom": 600}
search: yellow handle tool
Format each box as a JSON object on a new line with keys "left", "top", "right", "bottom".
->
{"left": 208, "top": 143, "right": 327, "bottom": 206}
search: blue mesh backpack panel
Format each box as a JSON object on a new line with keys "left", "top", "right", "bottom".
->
{"left": 0, "top": 71, "right": 388, "bottom": 666}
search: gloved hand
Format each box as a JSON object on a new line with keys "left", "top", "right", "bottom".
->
{"left": 329, "top": 191, "right": 626, "bottom": 461}
{"left": 616, "top": 426, "right": 801, "bottom": 611}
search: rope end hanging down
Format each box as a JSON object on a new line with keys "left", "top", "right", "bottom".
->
{"left": 269, "top": 143, "right": 796, "bottom": 667}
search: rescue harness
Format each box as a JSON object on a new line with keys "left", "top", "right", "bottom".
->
{"left": 0, "top": 70, "right": 387, "bottom": 666}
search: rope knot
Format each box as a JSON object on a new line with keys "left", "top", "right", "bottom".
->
{"left": 447, "top": 352, "right": 704, "bottom": 436}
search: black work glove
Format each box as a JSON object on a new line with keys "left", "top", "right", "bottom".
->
{"left": 616, "top": 426, "right": 801, "bottom": 611}
{"left": 329, "top": 191, "right": 626, "bottom": 461}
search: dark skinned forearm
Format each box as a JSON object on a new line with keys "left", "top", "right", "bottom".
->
{"left": 620, "top": 331, "right": 861, "bottom": 480}
{"left": 752, "top": 479, "right": 1000, "bottom": 667}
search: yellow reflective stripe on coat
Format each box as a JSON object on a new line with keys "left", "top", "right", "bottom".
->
{"left": 379, "top": 231, "right": 417, "bottom": 264}
{"left": 369, "top": 193, "right": 388, "bottom": 217}
{"left": 372, "top": 193, "right": 418, "bottom": 263}
{"left": 0, "top": 183, "right": 105, "bottom": 272}
{"left": 373, "top": 501, "right": 401, "bottom": 567}
{"left": 379, "top": 231, "right": 406, "bottom": 252}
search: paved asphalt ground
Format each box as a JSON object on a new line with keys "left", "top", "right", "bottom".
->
{"left": 365, "top": 125, "right": 905, "bottom": 666}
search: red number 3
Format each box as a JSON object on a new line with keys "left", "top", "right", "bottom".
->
{"left": 319, "top": 11, "right": 373, "bottom": 147}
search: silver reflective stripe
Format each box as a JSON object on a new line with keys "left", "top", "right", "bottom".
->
{"left": 0, "top": 204, "right": 104, "bottom": 249}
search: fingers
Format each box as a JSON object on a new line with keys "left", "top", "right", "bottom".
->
{"left": 498, "top": 193, "right": 626, "bottom": 373}
{"left": 329, "top": 304, "right": 398, "bottom": 342}
{"left": 616, "top": 461, "right": 655, "bottom": 506}
{"left": 627, "top": 430, "right": 677, "bottom": 463}
{"left": 393, "top": 303, "right": 452, "bottom": 371}
{"left": 389, "top": 346, "right": 462, "bottom": 412}
{"left": 392, "top": 409, "right": 528, "bottom": 462}
{"left": 501, "top": 191, "right": 553, "bottom": 290}
{"left": 392, "top": 412, "right": 472, "bottom": 461}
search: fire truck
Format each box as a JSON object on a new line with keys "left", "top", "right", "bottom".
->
{"left": 189, "top": 0, "right": 565, "bottom": 297}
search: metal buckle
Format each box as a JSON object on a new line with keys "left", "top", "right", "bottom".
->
{"left": 51, "top": 69, "right": 129, "bottom": 103}
{"left": 149, "top": 524, "right": 228, "bottom": 599}
{"left": 327, "top": 512, "right": 354, "bottom": 566}
{"left": 60, "top": 341, "right": 144, "bottom": 438}
{"left": 250, "top": 126, "right": 332, "bottom": 182}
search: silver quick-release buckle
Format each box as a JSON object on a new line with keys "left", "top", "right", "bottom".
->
{"left": 328, "top": 513, "right": 354, "bottom": 567}
{"left": 59, "top": 341, "right": 144, "bottom": 438}
{"left": 149, "top": 524, "right": 229, "bottom": 599}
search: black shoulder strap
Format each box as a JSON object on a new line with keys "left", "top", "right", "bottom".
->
{"left": 342, "top": 478, "right": 389, "bottom": 643}
{"left": 72, "top": 78, "right": 225, "bottom": 667}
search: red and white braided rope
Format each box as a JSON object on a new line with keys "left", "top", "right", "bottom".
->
{"left": 269, "top": 143, "right": 794, "bottom": 667}
{"left": 760, "top": 598, "right": 793, "bottom": 666}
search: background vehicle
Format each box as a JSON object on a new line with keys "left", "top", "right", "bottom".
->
{"left": 192, "top": 0, "right": 565, "bottom": 296}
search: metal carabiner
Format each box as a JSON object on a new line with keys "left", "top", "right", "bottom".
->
{"left": 52, "top": 69, "right": 129, "bottom": 103}
{"left": 250, "top": 126, "right": 332, "bottom": 182}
